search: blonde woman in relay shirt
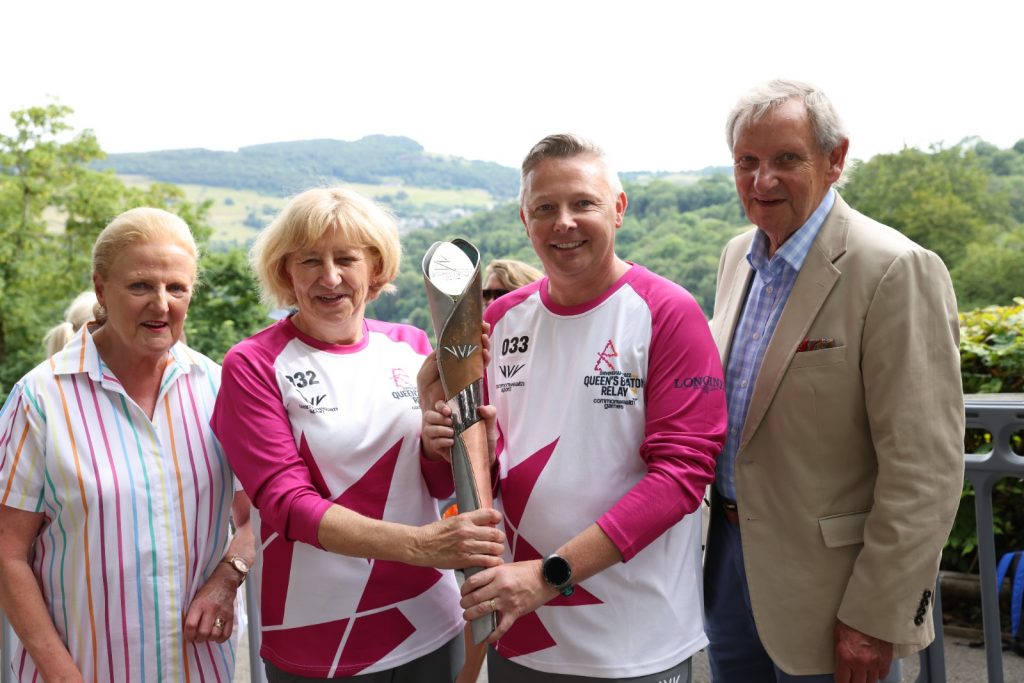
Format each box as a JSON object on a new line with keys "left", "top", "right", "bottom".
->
{"left": 211, "top": 187, "right": 504, "bottom": 682}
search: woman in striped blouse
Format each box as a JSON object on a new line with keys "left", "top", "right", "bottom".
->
{"left": 0, "top": 207, "right": 255, "bottom": 682}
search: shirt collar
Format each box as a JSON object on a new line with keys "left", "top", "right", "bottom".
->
{"left": 747, "top": 188, "right": 836, "bottom": 275}
{"left": 50, "top": 324, "right": 205, "bottom": 382}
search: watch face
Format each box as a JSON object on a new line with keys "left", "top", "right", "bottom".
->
{"left": 230, "top": 557, "right": 249, "bottom": 574}
{"left": 543, "top": 555, "right": 571, "bottom": 587}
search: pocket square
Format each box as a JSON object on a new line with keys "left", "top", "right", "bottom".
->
{"left": 797, "top": 337, "right": 836, "bottom": 352}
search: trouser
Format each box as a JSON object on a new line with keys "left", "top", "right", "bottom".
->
{"left": 264, "top": 633, "right": 463, "bottom": 682}
{"left": 488, "top": 647, "right": 692, "bottom": 683}
{"left": 704, "top": 495, "right": 901, "bottom": 682}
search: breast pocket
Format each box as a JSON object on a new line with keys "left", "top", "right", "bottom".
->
{"left": 788, "top": 344, "right": 847, "bottom": 369}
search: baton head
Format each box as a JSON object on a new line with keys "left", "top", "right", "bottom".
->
{"left": 426, "top": 241, "right": 476, "bottom": 297}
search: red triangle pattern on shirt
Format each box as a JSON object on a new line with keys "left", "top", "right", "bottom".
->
{"left": 259, "top": 531, "right": 297, "bottom": 626}
{"left": 261, "top": 435, "right": 431, "bottom": 672}
{"left": 297, "top": 431, "right": 332, "bottom": 497}
{"left": 261, "top": 617, "right": 350, "bottom": 672}
{"left": 500, "top": 438, "right": 558, "bottom": 529}
{"left": 337, "top": 607, "right": 416, "bottom": 676}
{"left": 356, "top": 559, "right": 443, "bottom": 612}
{"left": 494, "top": 611, "right": 557, "bottom": 660}
{"left": 333, "top": 438, "right": 403, "bottom": 520}
{"left": 493, "top": 439, "right": 605, "bottom": 657}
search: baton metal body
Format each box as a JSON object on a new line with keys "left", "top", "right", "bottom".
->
{"left": 422, "top": 239, "right": 496, "bottom": 644}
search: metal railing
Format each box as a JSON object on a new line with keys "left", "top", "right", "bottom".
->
{"left": 3, "top": 396, "right": 1023, "bottom": 682}
{"left": 951, "top": 393, "right": 1024, "bottom": 682}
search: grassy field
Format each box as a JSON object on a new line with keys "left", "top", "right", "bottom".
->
{"left": 118, "top": 175, "right": 498, "bottom": 247}
{"left": 45, "top": 172, "right": 701, "bottom": 246}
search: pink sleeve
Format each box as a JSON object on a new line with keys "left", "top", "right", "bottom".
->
{"left": 419, "top": 449, "right": 455, "bottom": 498}
{"left": 211, "top": 339, "right": 332, "bottom": 548}
{"left": 596, "top": 279, "right": 726, "bottom": 561}
{"left": 366, "top": 319, "right": 433, "bottom": 355}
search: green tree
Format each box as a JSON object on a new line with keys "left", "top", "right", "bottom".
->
{"left": 950, "top": 226, "right": 1024, "bottom": 309}
{"left": 0, "top": 103, "right": 105, "bottom": 391}
{"left": 366, "top": 176, "right": 747, "bottom": 330}
{"left": 186, "top": 248, "right": 271, "bottom": 361}
{"left": 843, "top": 145, "right": 1013, "bottom": 270}
{"left": 0, "top": 103, "right": 216, "bottom": 399}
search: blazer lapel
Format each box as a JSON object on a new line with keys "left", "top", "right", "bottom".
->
{"left": 738, "top": 197, "right": 851, "bottom": 450}
{"left": 712, "top": 232, "right": 755, "bottom": 366}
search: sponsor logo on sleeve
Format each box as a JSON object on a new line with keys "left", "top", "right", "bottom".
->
{"left": 674, "top": 375, "right": 725, "bottom": 393}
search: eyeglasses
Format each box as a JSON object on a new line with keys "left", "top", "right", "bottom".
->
{"left": 482, "top": 288, "right": 510, "bottom": 302}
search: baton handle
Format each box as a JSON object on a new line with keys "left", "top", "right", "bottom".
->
{"left": 451, "top": 430, "right": 497, "bottom": 643}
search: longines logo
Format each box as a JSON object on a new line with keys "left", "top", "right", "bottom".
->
{"left": 499, "top": 364, "right": 525, "bottom": 379}
{"left": 674, "top": 375, "right": 725, "bottom": 393}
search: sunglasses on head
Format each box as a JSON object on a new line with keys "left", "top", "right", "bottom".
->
{"left": 482, "top": 288, "right": 510, "bottom": 301}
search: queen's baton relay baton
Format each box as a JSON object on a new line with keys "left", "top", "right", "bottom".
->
{"left": 422, "top": 239, "right": 496, "bottom": 644}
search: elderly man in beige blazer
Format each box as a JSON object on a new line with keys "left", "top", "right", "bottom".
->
{"left": 704, "top": 79, "right": 965, "bottom": 683}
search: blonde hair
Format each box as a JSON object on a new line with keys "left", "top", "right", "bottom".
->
{"left": 92, "top": 207, "right": 199, "bottom": 281}
{"left": 485, "top": 259, "right": 543, "bottom": 291}
{"left": 250, "top": 187, "right": 401, "bottom": 309}
{"left": 43, "top": 291, "right": 99, "bottom": 356}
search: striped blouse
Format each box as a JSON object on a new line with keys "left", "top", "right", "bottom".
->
{"left": 0, "top": 326, "right": 238, "bottom": 682}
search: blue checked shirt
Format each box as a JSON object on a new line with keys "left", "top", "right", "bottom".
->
{"left": 717, "top": 189, "right": 836, "bottom": 500}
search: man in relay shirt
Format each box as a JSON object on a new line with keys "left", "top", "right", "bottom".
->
{"left": 422, "top": 134, "right": 727, "bottom": 682}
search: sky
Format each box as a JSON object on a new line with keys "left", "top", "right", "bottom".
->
{"left": 3, "top": 0, "right": 1021, "bottom": 174}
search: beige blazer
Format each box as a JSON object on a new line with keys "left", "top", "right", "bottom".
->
{"left": 709, "top": 194, "right": 965, "bottom": 674}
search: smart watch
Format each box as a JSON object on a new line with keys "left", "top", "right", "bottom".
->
{"left": 223, "top": 556, "right": 250, "bottom": 583}
{"left": 542, "top": 553, "right": 574, "bottom": 597}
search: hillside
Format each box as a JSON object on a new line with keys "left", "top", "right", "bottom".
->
{"left": 118, "top": 176, "right": 496, "bottom": 247}
{"left": 103, "top": 139, "right": 736, "bottom": 246}
{"left": 95, "top": 135, "right": 520, "bottom": 198}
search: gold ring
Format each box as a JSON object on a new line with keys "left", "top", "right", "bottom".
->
{"left": 488, "top": 599, "right": 497, "bottom": 613}
{"left": 213, "top": 617, "right": 225, "bottom": 630}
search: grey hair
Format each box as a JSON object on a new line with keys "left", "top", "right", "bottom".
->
{"left": 519, "top": 133, "right": 623, "bottom": 205}
{"left": 726, "top": 79, "right": 848, "bottom": 154}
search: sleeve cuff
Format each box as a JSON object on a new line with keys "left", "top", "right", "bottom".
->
{"left": 287, "top": 497, "right": 335, "bottom": 549}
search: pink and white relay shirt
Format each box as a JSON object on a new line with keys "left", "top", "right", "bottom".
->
{"left": 211, "top": 317, "right": 462, "bottom": 678}
{"left": 485, "top": 265, "right": 726, "bottom": 678}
